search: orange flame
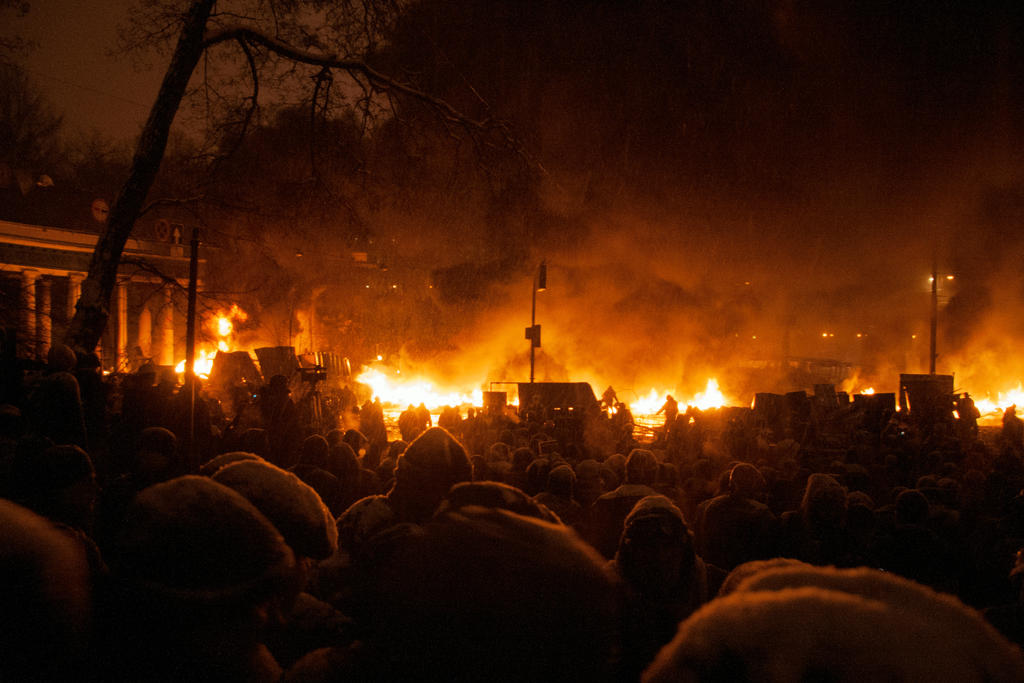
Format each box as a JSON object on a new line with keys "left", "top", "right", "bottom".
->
{"left": 175, "top": 304, "right": 249, "bottom": 380}
{"left": 357, "top": 366, "right": 483, "bottom": 410}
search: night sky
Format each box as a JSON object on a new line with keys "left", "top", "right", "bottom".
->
{"left": 5, "top": 0, "right": 1024, "bottom": 398}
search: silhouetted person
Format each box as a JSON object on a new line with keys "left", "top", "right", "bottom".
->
{"left": 291, "top": 506, "right": 621, "bottom": 682}
{"left": 24, "top": 343, "right": 87, "bottom": 448}
{"left": 259, "top": 375, "right": 303, "bottom": 468}
{"left": 780, "top": 473, "right": 851, "bottom": 566}
{"left": 535, "top": 464, "right": 584, "bottom": 527}
{"left": 212, "top": 459, "right": 349, "bottom": 669}
{"left": 614, "top": 495, "right": 709, "bottom": 679}
{"left": 102, "top": 476, "right": 299, "bottom": 682}
{"left": 1003, "top": 405, "right": 1024, "bottom": 453}
{"left": 694, "top": 462, "right": 779, "bottom": 571}
{"left": 585, "top": 448, "right": 661, "bottom": 558}
{"left": 645, "top": 565, "right": 1024, "bottom": 682}
{"left": 0, "top": 499, "right": 95, "bottom": 681}
{"left": 333, "top": 427, "right": 472, "bottom": 569}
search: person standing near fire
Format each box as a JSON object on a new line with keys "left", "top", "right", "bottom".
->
{"left": 656, "top": 395, "right": 679, "bottom": 435}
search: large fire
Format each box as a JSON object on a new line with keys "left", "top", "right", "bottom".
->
{"left": 354, "top": 367, "right": 732, "bottom": 420}
{"left": 357, "top": 367, "right": 484, "bottom": 411}
{"left": 168, "top": 303, "right": 1024, "bottom": 426}
{"left": 175, "top": 305, "right": 249, "bottom": 379}
{"left": 971, "top": 383, "right": 1024, "bottom": 422}
{"left": 629, "top": 378, "right": 730, "bottom": 415}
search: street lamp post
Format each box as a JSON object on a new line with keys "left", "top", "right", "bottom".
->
{"left": 930, "top": 258, "right": 938, "bottom": 375}
{"left": 527, "top": 261, "right": 547, "bottom": 383}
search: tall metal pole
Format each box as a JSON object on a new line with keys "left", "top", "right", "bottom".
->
{"left": 530, "top": 278, "right": 537, "bottom": 383}
{"left": 528, "top": 261, "right": 546, "bottom": 383}
{"left": 930, "top": 257, "right": 937, "bottom": 375}
{"left": 185, "top": 227, "right": 200, "bottom": 470}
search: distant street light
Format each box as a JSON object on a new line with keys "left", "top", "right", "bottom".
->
{"left": 526, "top": 261, "right": 547, "bottom": 383}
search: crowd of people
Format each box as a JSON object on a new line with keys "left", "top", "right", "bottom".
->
{"left": 3, "top": 344, "right": 1024, "bottom": 680}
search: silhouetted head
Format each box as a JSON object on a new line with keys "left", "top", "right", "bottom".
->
{"left": 625, "top": 448, "right": 659, "bottom": 486}
{"left": 389, "top": 427, "right": 471, "bottom": 523}
{"left": 360, "top": 507, "right": 620, "bottom": 682}
{"left": 728, "top": 462, "right": 766, "bottom": 499}
{"left": 212, "top": 460, "right": 337, "bottom": 561}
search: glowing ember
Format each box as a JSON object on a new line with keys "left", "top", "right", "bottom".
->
{"left": 356, "top": 367, "right": 483, "bottom": 410}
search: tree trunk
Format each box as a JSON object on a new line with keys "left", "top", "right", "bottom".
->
{"left": 64, "top": 0, "right": 214, "bottom": 354}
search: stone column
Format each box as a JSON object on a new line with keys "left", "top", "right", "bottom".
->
{"left": 37, "top": 277, "right": 51, "bottom": 360}
{"left": 138, "top": 305, "right": 152, "bottom": 360}
{"left": 67, "top": 273, "right": 83, "bottom": 322}
{"left": 19, "top": 270, "right": 38, "bottom": 360}
{"left": 116, "top": 282, "right": 128, "bottom": 371}
{"left": 159, "top": 288, "right": 175, "bottom": 366}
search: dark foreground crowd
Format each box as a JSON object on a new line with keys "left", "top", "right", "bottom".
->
{"left": 5, "top": 345, "right": 1024, "bottom": 681}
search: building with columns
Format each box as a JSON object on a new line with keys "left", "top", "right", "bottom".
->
{"left": 0, "top": 219, "right": 205, "bottom": 372}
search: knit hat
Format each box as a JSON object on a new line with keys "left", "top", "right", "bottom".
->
{"left": 213, "top": 460, "right": 337, "bottom": 560}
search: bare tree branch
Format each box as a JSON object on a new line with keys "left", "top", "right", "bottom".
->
{"left": 202, "top": 26, "right": 505, "bottom": 133}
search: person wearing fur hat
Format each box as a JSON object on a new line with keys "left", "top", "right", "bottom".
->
{"left": 644, "top": 564, "right": 1024, "bottom": 682}
{"left": 212, "top": 459, "right": 351, "bottom": 669}
{"left": 290, "top": 506, "right": 622, "bottom": 682}
{"left": 614, "top": 495, "right": 710, "bottom": 680}
{"left": 0, "top": 499, "right": 94, "bottom": 681}
{"left": 327, "top": 427, "right": 472, "bottom": 600}
{"left": 102, "top": 476, "right": 300, "bottom": 682}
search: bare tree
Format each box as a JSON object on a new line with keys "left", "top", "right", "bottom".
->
{"left": 63, "top": 0, "right": 511, "bottom": 353}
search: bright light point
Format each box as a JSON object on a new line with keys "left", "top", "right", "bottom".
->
{"left": 856, "top": 333, "right": 863, "bottom": 338}
{"left": 912, "top": 334, "right": 917, "bottom": 339}
{"left": 376, "top": 354, "right": 383, "bottom": 361}
{"left": 752, "top": 335, "right": 757, "bottom": 340}
{"left": 822, "top": 332, "right": 828, "bottom": 338}
{"left": 928, "top": 276, "right": 935, "bottom": 283}
{"left": 365, "top": 284, "right": 370, "bottom": 289}
{"left": 861, "top": 387, "right": 875, "bottom": 395}
{"left": 744, "top": 281, "right": 751, "bottom": 286}
{"left": 946, "top": 275, "right": 954, "bottom": 280}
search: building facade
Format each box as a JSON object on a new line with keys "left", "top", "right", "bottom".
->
{"left": 0, "top": 219, "right": 204, "bottom": 372}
